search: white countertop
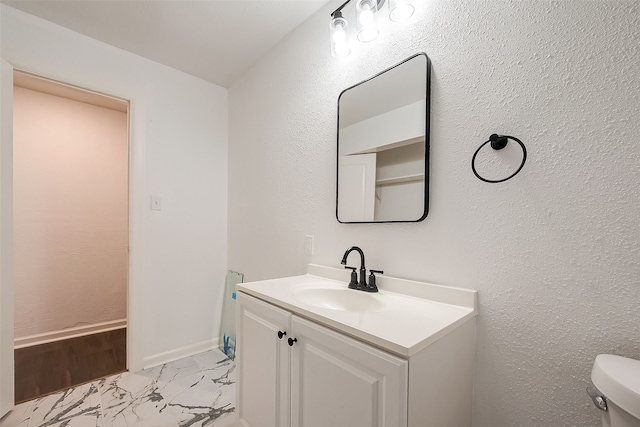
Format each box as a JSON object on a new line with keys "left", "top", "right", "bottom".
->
{"left": 237, "top": 264, "right": 478, "bottom": 357}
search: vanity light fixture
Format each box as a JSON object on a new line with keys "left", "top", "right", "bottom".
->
{"left": 388, "top": 0, "right": 415, "bottom": 22}
{"left": 356, "top": 0, "right": 379, "bottom": 42}
{"left": 330, "top": 10, "right": 351, "bottom": 57}
{"left": 329, "top": 0, "right": 415, "bottom": 57}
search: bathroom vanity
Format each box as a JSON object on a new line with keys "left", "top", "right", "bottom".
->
{"left": 235, "top": 264, "right": 477, "bottom": 427}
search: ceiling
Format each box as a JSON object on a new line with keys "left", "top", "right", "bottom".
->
{"left": 2, "top": 0, "right": 331, "bottom": 88}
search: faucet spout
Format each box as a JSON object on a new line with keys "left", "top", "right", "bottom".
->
{"left": 341, "top": 246, "right": 366, "bottom": 289}
{"left": 341, "top": 246, "right": 365, "bottom": 267}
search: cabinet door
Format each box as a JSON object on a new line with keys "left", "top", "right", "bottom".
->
{"left": 236, "top": 293, "right": 291, "bottom": 427}
{"left": 290, "top": 316, "right": 408, "bottom": 427}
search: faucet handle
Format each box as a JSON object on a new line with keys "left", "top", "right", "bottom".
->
{"left": 365, "top": 270, "right": 384, "bottom": 293}
{"left": 344, "top": 266, "right": 358, "bottom": 289}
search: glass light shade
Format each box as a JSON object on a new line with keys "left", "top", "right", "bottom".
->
{"left": 330, "top": 15, "right": 350, "bottom": 57}
{"left": 389, "top": 0, "right": 414, "bottom": 22}
{"left": 356, "top": 0, "right": 379, "bottom": 42}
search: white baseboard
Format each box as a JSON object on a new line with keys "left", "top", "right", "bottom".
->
{"left": 142, "top": 338, "right": 220, "bottom": 370}
{"left": 14, "top": 319, "right": 127, "bottom": 349}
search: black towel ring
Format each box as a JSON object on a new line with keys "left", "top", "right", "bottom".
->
{"left": 472, "top": 134, "right": 527, "bottom": 183}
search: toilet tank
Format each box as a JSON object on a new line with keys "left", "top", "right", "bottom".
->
{"left": 591, "top": 354, "right": 640, "bottom": 427}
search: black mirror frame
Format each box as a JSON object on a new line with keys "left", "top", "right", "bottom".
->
{"left": 336, "top": 52, "right": 431, "bottom": 224}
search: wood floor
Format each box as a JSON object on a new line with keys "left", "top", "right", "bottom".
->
{"left": 14, "top": 328, "right": 127, "bottom": 404}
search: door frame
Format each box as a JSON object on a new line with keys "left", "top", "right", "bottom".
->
{"left": 1, "top": 58, "right": 15, "bottom": 419}
{"left": 1, "top": 62, "right": 146, "bottom": 415}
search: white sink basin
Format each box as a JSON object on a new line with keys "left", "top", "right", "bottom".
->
{"left": 237, "top": 266, "right": 478, "bottom": 356}
{"left": 294, "top": 287, "right": 385, "bottom": 312}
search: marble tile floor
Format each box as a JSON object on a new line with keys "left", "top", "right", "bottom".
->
{"left": 0, "top": 348, "right": 236, "bottom": 427}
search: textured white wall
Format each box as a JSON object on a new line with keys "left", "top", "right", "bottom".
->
{"left": 228, "top": 1, "right": 640, "bottom": 426}
{"left": 13, "top": 87, "right": 128, "bottom": 338}
{"left": 2, "top": 4, "right": 228, "bottom": 370}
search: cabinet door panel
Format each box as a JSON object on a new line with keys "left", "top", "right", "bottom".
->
{"left": 237, "top": 293, "right": 291, "bottom": 427}
{"left": 290, "top": 316, "right": 408, "bottom": 427}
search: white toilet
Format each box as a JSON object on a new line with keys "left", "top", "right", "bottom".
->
{"left": 589, "top": 354, "right": 640, "bottom": 427}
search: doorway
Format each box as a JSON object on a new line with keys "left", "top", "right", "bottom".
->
{"left": 12, "top": 71, "right": 129, "bottom": 403}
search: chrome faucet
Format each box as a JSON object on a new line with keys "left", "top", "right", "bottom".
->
{"left": 341, "top": 246, "right": 366, "bottom": 290}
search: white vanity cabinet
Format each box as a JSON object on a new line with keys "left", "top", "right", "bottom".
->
{"left": 235, "top": 265, "right": 478, "bottom": 427}
{"left": 236, "top": 292, "right": 291, "bottom": 427}
{"left": 236, "top": 292, "right": 408, "bottom": 427}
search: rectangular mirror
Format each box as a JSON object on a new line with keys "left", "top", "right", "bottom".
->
{"left": 336, "top": 53, "right": 430, "bottom": 223}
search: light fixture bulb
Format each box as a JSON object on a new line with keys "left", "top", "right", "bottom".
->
{"left": 356, "top": 0, "right": 379, "bottom": 43}
{"left": 330, "top": 12, "right": 350, "bottom": 58}
{"left": 332, "top": 26, "right": 346, "bottom": 44}
{"left": 359, "top": 6, "right": 374, "bottom": 26}
{"left": 389, "top": 0, "right": 415, "bottom": 22}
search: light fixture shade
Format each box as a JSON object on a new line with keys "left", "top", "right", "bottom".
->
{"left": 388, "top": 0, "right": 414, "bottom": 22}
{"left": 330, "top": 12, "right": 350, "bottom": 57}
{"left": 356, "top": 0, "right": 379, "bottom": 43}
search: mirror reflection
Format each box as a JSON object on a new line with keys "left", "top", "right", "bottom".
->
{"left": 336, "top": 53, "right": 430, "bottom": 223}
